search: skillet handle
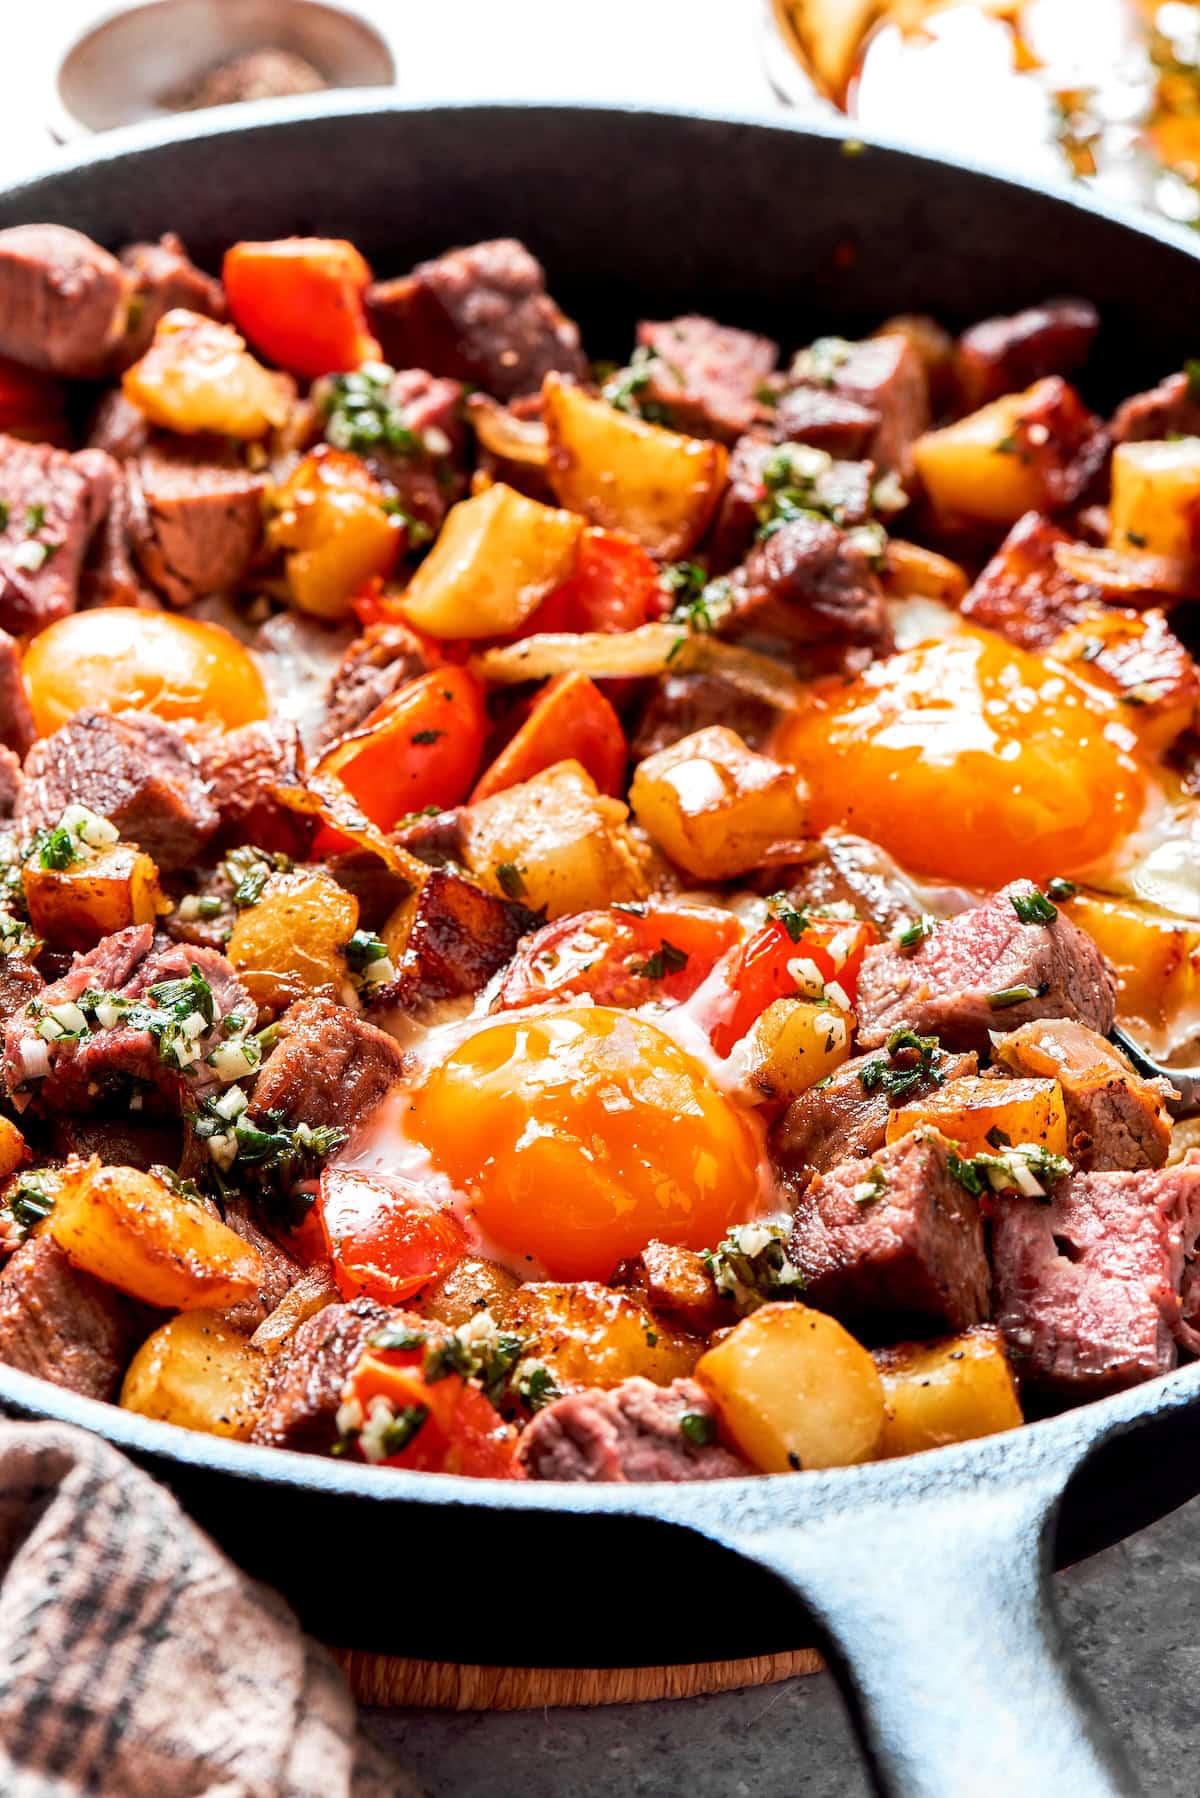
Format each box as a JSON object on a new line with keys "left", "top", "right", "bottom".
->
{"left": 716, "top": 1478, "right": 1140, "bottom": 1798}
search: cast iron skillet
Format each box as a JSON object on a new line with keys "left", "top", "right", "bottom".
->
{"left": 2, "top": 97, "right": 1200, "bottom": 1797}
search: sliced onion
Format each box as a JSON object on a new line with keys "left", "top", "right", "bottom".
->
{"left": 271, "top": 769, "right": 431, "bottom": 885}
{"left": 470, "top": 626, "right": 808, "bottom": 710}
{"left": 467, "top": 393, "right": 550, "bottom": 467}
{"left": 1053, "top": 541, "right": 1200, "bottom": 602}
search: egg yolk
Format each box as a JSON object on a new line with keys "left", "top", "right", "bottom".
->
{"left": 775, "top": 628, "right": 1147, "bottom": 888}
{"left": 22, "top": 607, "right": 269, "bottom": 738}
{"left": 406, "top": 1006, "right": 762, "bottom": 1281}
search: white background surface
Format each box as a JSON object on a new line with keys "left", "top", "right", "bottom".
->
{"left": 0, "top": 0, "right": 785, "bottom": 185}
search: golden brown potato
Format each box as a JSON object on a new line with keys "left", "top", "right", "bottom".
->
{"left": 696, "top": 1302, "right": 885, "bottom": 1472}
{"left": 502, "top": 1280, "right": 701, "bottom": 1390}
{"left": 226, "top": 868, "right": 359, "bottom": 1008}
{"left": 0, "top": 1117, "right": 26, "bottom": 1182}
{"left": 885, "top": 1074, "right": 1068, "bottom": 1158}
{"left": 50, "top": 1158, "right": 265, "bottom": 1311}
{"left": 461, "top": 759, "right": 650, "bottom": 918}
{"left": 1050, "top": 606, "right": 1199, "bottom": 756}
{"left": 874, "top": 1327, "right": 1023, "bottom": 1458}
{"left": 743, "top": 997, "right": 853, "bottom": 1104}
{"left": 123, "top": 307, "right": 290, "bottom": 438}
{"left": 629, "top": 725, "right": 808, "bottom": 881}
{"left": 397, "top": 482, "right": 581, "bottom": 639}
{"left": 993, "top": 1017, "right": 1172, "bottom": 1167}
{"left": 268, "top": 446, "right": 401, "bottom": 619}
{"left": 120, "top": 1310, "right": 268, "bottom": 1440}
{"left": 416, "top": 1255, "right": 523, "bottom": 1329}
{"left": 22, "top": 844, "right": 167, "bottom": 952}
{"left": 1068, "top": 890, "right": 1200, "bottom": 1055}
{"left": 542, "top": 373, "right": 727, "bottom": 558}
{"left": 1109, "top": 438, "right": 1200, "bottom": 559}
{"left": 913, "top": 391, "right": 1044, "bottom": 525}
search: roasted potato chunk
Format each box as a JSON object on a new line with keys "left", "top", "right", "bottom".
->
{"left": 913, "top": 378, "right": 1102, "bottom": 527}
{"left": 743, "top": 997, "right": 853, "bottom": 1104}
{"left": 268, "top": 446, "right": 401, "bottom": 619}
{"left": 1068, "top": 890, "right": 1200, "bottom": 1056}
{"left": 0, "top": 1117, "right": 27, "bottom": 1182}
{"left": 543, "top": 373, "right": 727, "bottom": 558}
{"left": 381, "top": 866, "right": 535, "bottom": 1007}
{"left": 461, "top": 759, "right": 650, "bottom": 918}
{"left": 874, "top": 1327, "right": 1022, "bottom": 1458}
{"left": 227, "top": 868, "right": 359, "bottom": 1008}
{"left": 629, "top": 725, "right": 808, "bottom": 881}
{"left": 50, "top": 1158, "right": 266, "bottom": 1311}
{"left": 120, "top": 1309, "right": 268, "bottom": 1439}
{"left": 415, "top": 1255, "right": 523, "bottom": 1330}
{"left": 885, "top": 1074, "right": 1068, "bottom": 1158}
{"left": 123, "top": 307, "right": 290, "bottom": 439}
{"left": 501, "top": 1280, "right": 701, "bottom": 1390}
{"left": 1050, "top": 607, "right": 1199, "bottom": 754}
{"left": 397, "top": 482, "right": 581, "bottom": 639}
{"left": 1109, "top": 438, "right": 1200, "bottom": 560}
{"left": 696, "top": 1302, "right": 885, "bottom": 1472}
{"left": 23, "top": 843, "right": 167, "bottom": 952}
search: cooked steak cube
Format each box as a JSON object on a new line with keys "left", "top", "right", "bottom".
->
{"left": 614, "top": 1240, "right": 729, "bottom": 1335}
{"left": 367, "top": 237, "right": 587, "bottom": 400}
{"left": 81, "top": 472, "right": 160, "bottom": 609}
{"left": 87, "top": 389, "right": 152, "bottom": 462}
{"left": 954, "top": 299, "right": 1099, "bottom": 411}
{"left": 0, "top": 955, "right": 42, "bottom": 1037}
{"left": 634, "top": 315, "right": 778, "bottom": 442}
{"left": 0, "top": 435, "right": 118, "bottom": 635}
{"left": 17, "top": 709, "right": 218, "bottom": 872}
{"left": 0, "top": 1232, "right": 141, "bottom": 1399}
{"left": 778, "top": 835, "right": 931, "bottom": 939}
{"left": 721, "top": 514, "right": 893, "bottom": 656}
{"left": 707, "top": 433, "right": 874, "bottom": 570}
{"left": 218, "top": 1197, "right": 303, "bottom": 1335}
{"left": 46, "top": 1114, "right": 181, "bottom": 1170}
{"left": 0, "top": 225, "right": 131, "bottom": 378}
{"left": 128, "top": 436, "right": 264, "bottom": 607}
{"left": 1111, "top": 369, "right": 1200, "bottom": 443}
{"left": 518, "top": 1376, "right": 747, "bottom": 1481}
{"left": 117, "top": 232, "right": 226, "bottom": 364}
{"left": 0, "top": 747, "right": 20, "bottom": 820}
{"left": 791, "top": 333, "right": 929, "bottom": 477}
{"left": 380, "top": 867, "right": 540, "bottom": 1011}
{"left": 632, "top": 668, "right": 776, "bottom": 761}
{"left": 789, "top": 1126, "right": 991, "bottom": 1336}
{"left": 991, "top": 1155, "right": 1200, "bottom": 1394}
{"left": 316, "top": 621, "right": 430, "bottom": 750}
{"left": 960, "top": 511, "right": 1104, "bottom": 650}
{"left": 250, "top": 1295, "right": 392, "bottom": 1452}
{"left": 361, "top": 368, "right": 468, "bottom": 538}
{"left": 0, "top": 626, "right": 34, "bottom": 756}
{"left": 772, "top": 1047, "right": 977, "bottom": 1185}
{"left": 247, "top": 995, "right": 406, "bottom": 1138}
{"left": 198, "top": 718, "right": 310, "bottom": 858}
{"left": 771, "top": 386, "right": 880, "bottom": 457}
{"left": 993, "top": 1018, "right": 1172, "bottom": 1172}
{"left": 855, "top": 880, "right": 1116, "bottom": 1052}
{"left": 3, "top": 924, "right": 253, "bottom": 1115}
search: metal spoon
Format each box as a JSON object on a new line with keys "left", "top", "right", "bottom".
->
{"left": 1110, "top": 1023, "right": 1200, "bottom": 1120}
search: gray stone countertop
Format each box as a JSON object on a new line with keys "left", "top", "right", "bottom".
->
{"left": 364, "top": 1491, "right": 1200, "bottom": 1796}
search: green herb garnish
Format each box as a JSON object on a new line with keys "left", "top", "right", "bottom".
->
{"left": 1010, "top": 891, "right": 1058, "bottom": 926}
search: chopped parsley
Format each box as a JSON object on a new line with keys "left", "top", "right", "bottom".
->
{"left": 1010, "top": 891, "right": 1058, "bottom": 926}
{"left": 858, "top": 1027, "right": 943, "bottom": 1100}
{"left": 322, "top": 363, "right": 419, "bottom": 457}
{"left": 948, "top": 1142, "right": 1070, "bottom": 1201}
{"left": 379, "top": 1405, "right": 430, "bottom": 1457}
{"left": 680, "top": 1410, "right": 717, "bottom": 1447}
{"left": 516, "top": 1363, "right": 561, "bottom": 1411}
{"left": 662, "top": 561, "right": 708, "bottom": 609}
{"left": 986, "top": 983, "right": 1045, "bottom": 1010}
{"left": 601, "top": 345, "right": 671, "bottom": 422}
{"left": 852, "top": 1164, "right": 889, "bottom": 1207}
{"left": 895, "top": 913, "right": 936, "bottom": 952}
{"left": 411, "top": 728, "right": 443, "bottom": 745}
{"left": 1045, "top": 876, "right": 1077, "bottom": 902}
{"left": 0, "top": 502, "right": 8, "bottom": 532}
{"left": 633, "top": 939, "right": 689, "bottom": 980}
{"left": 1186, "top": 358, "right": 1200, "bottom": 402}
{"left": 792, "top": 336, "right": 855, "bottom": 389}
{"left": 3, "top": 1168, "right": 61, "bottom": 1238}
{"left": 223, "top": 845, "right": 291, "bottom": 910}
{"left": 344, "top": 929, "right": 391, "bottom": 974}
{"left": 703, "top": 1221, "right": 804, "bottom": 1315}
{"left": 496, "top": 862, "right": 527, "bottom": 900}
{"left": 35, "top": 825, "right": 79, "bottom": 871}
{"left": 766, "top": 892, "right": 809, "bottom": 943}
{"left": 369, "top": 1322, "right": 428, "bottom": 1353}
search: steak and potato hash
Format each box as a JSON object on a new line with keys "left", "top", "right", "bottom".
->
{"left": 1, "top": 225, "right": 1199, "bottom": 1482}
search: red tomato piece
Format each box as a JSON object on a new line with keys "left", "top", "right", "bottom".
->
{"left": 317, "top": 1167, "right": 467, "bottom": 1304}
{"left": 496, "top": 903, "right": 742, "bottom": 1011}
{"left": 223, "top": 237, "right": 381, "bottom": 379}
{"left": 520, "top": 529, "right": 669, "bottom": 635}
{"left": 470, "top": 671, "right": 627, "bottom": 801}
{"left": 312, "top": 663, "right": 487, "bottom": 853}
{"left": 348, "top": 1351, "right": 524, "bottom": 1479}
{"left": 709, "top": 914, "right": 878, "bottom": 1057}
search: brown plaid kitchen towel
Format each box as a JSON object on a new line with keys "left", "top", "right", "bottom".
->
{"left": 0, "top": 1419, "right": 420, "bottom": 1797}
